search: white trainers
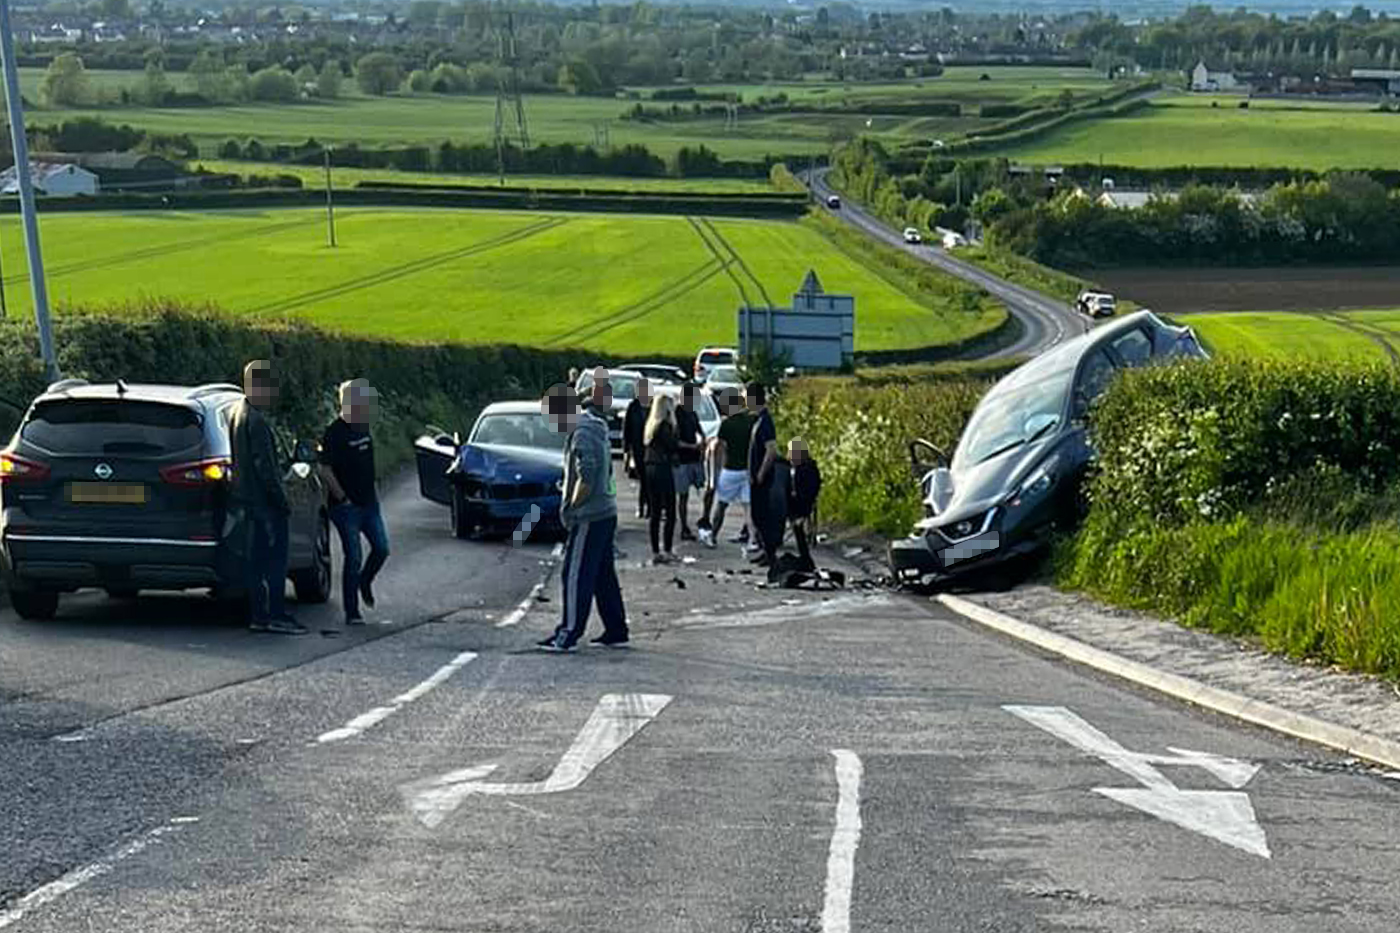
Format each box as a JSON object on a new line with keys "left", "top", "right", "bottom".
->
{"left": 701, "top": 529, "right": 717, "bottom": 549}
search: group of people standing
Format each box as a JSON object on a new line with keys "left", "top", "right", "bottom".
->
{"left": 537, "top": 366, "right": 824, "bottom": 654}
{"left": 620, "top": 375, "right": 821, "bottom": 573}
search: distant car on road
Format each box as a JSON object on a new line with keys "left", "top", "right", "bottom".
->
{"left": 942, "top": 231, "right": 968, "bottom": 250}
{"left": 889, "top": 311, "right": 1208, "bottom": 591}
{"left": 574, "top": 368, "right": 644, "bottom": 453}
{"left": 615, "top": 362, "right": 687, "bottom": 386}
{"left": 0, "top": 379, "right": 331, "bottom": 620}
{"left": 1076, "top": 290, "right": 1117, "bottom": 318}
{"left": 702, "top": 364, "right": 744, "bottom": 397}
{"left": 414, "top": 401, "right": 565, "bottom": 541}
{"left": 693, "top": 346, "right": 737, "bottom": 383}
{"left": 903, "top": 227, "right": 923, "bottom": 244}
{"left": 826, "top": 195, "right": 842, "bottom": 209}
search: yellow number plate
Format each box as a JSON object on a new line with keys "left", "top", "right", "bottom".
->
{"left": 68, "top": 482, "right": 148, "bottom": 505}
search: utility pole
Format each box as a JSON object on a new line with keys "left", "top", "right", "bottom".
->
{"left": 0, "top": 0, "right": 56, "bottom": 380}
{"left": 323, "top": 147, "right": 336, "bottom": 248}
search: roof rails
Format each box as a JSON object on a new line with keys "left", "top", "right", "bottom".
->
{"left": 190, "top": 382, "right": 243, "bottom": 399}
{"left": 45, "top": 377, "right": 88, "bottom": 394}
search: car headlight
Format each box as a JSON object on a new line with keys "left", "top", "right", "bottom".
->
{"left": 1009, "top": 459, "right": 1058, "bottom": 508}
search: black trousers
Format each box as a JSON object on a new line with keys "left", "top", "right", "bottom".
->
{"left": 646, "top": 462, "right": 676, "bottom": 554}
{"left": 630, "top": 445, "right": 649, "bottom": 515}
{"left": 750, "top": 479, "right": 785, "bottom": 562}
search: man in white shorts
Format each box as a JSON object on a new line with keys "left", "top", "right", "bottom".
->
{"left": 699, "top": 388, "right": 755, "bottom": 549}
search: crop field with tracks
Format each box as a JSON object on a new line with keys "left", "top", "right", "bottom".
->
{"left": 5, "top": 207, "right": 1002, "bottom": 356}
{"left": 1181, "top": 310, "right": 1400, "bottom": 363}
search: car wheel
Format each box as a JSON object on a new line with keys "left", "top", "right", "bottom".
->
{"left": 451, "top": 486, "right": 485, "bottom": 540}
{"left": 12, "top": 588, "right": 59, "bottom": 620}
{"left": 291, "top": 511, "right": 333, "bottom": 604}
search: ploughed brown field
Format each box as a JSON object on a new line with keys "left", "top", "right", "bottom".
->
{"left": 1092, "top": 266, "right": 1400, "bottom": 315}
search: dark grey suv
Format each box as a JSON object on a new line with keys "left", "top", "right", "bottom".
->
{"left": 0, "top": 379, "right": 331, "bottom": 620}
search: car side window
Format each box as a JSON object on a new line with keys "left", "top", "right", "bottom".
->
{"left": 1110, "top": 329, "right": 1153, "bottom": 368}
{"left": 1074, "top": 349, "right": 1117, "bottom": 418}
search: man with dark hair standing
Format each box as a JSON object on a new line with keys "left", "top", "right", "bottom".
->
{"left": 539, "top": 368, "right": 629, "bottom": 652}
{"left": 229, "top": 360, "right": 307, "bottom": 636}
{"left": 673, "top": 382, "right": 707, "bottom": 542}
{"left": 623, "top": 377, "right": 652, "bottom": 520}
{"left": 320, "top": 378, "right": 390, "bottom": 626}
{"left": 746, "top": 381, "right": 781, "bottom": 568}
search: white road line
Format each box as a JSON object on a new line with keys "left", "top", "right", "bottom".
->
{"left": 316, "top": 651, "right": 478, "bottom": 744}
{"left": 0, "top": 820, "right": 190, "bottom": 929}
{"left": 822, "top": 749, "right": 863, "bottom": 933}
{"left": 496, "top": 581, "right": 544, "bottom": 628}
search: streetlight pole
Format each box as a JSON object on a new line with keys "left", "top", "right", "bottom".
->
{"left": 323, "top": 147, "right": 337, "bottom": 248}
{"left": 0, "top": 0, "right": 56, "bottom": 380}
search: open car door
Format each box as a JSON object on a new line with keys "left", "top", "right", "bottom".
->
{"left": 414, "top": 427, "right": 459, "bottom": 505}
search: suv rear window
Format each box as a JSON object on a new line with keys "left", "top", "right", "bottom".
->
{"left": 22, "top": 400, "right": 203, "bottom": 456}
{"left": 699, "top": 351, "right": 732, "bottom": 365}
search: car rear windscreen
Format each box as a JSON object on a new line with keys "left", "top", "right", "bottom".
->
{"left": 699, "top": 352, "right": 732, "bottom": 365}
{"left": 22, "top": 400, "right": 203, "bottom": 456}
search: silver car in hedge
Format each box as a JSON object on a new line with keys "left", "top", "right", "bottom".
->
{"left": 889, "top": 311, "right": 1208, "bottom": 588}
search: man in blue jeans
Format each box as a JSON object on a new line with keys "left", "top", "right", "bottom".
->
{"left": 229, "top": 360, "right": 307, "bottom": 636}
{"left": 538, "top": 369, "right": 629, "bottom": 652}
{"left": 320, "top": 378, "right": 390, "bottom": 626}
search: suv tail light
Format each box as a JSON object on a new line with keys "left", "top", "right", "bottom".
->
{"left": 160, "top": 457, "right": 232, "bottom": 486}
{"left": 0, "top": 452, "right": 51, "bottom": 484}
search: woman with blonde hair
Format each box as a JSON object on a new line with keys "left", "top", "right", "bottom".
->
{"left": 643, "top": 394, "right": 679, "bottom": 564}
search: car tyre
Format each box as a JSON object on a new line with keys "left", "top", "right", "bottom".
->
{"left": 291, "top": 511, "right": 333, "bottom": 604}
{"left": 451, "top": 485, "right": 485, "bottom": 540}
{"left": 12, "top": 588, "right": 59, "bottom": 620}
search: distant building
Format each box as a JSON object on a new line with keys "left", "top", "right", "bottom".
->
{"left": 1093, "top": 188, "right": 1261, "bottom": 211}
{"left": 1351, "top": 68, "right": 1400, "bottom": 94}
{"left": 35, "top": 152, "right": 186, "bottom": 192}
{"left": 1190, "top": 61, "right": 1240, "bottom": 92}
{"left": 0, "top": 162, "right": 99, "bottom": 198}
{"left": 737, "top": 271, "right": 854, "bottom": 371}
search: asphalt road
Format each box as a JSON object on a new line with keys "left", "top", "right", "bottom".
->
{"left": 4, "top": 472, "right": 1400, "bottom": 932}
{"left": 806, "top": 168, "right": 1091, "bottom": 358}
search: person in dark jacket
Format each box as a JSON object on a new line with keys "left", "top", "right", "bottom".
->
{"left": 622, "top": 377, "right": 652, "bottom": 519}
{"left": 643, "top": 394, "right": 679, "bottom": 564}
{"left": 228, "top": 360, "right": 306, "bottom": 636}
{"left": 787, "top": 437, "right": 823, "bottom": 573}
{"left": 746, "top": 381, "right": 782, "bottom": 568}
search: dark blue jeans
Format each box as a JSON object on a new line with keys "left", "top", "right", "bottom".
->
{"left": 330, "top": 501, "right": 390, "bottom": 618}
{"left": 245, "top": 507, "right": 290, "bottom": 622}
{"left": 549, "top": 515, "right": 627, "bottom": 648}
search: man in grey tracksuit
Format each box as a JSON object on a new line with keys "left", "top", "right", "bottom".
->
{"left": 539, "top": 369, "right": 629, "bottom": 652}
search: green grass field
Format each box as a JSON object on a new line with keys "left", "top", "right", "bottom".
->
{"left": 196, "top": 160, "right": 775, "bottom": 193}
{"left": 18, "top": 66, "right": 1112, "bottom": 162}
{"left": 995, "top": 95, "right": 1400, "bottom": 169}
{"left": 1183, "top": 311, "right": 1400, "bottom": 362}
{"left": 0, "top": 207, "right": 1000, "bottom": 356}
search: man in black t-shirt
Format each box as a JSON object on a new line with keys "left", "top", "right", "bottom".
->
{"left": 319, "top": 379, "right": 390, "bottom": 625}
{"left": 746, "top": 381, "right": 782, "bottom": 567}
{"left": 673, "top": 383, "right": 707, "bottom": 542}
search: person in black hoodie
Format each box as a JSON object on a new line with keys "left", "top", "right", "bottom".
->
{"left": 786, "top": 437, "right": 823, "bottom": 573}
{"left": 623, "top": 377, "right": 652, "bottom": 519}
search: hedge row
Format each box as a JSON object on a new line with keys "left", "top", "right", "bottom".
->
{"left": 941, "top": 95, "right": 1154, "bottom": 157}
{"left": 353, "top": 179, "right": 807, "bottom": 202}
{"left": 0, "top": 306, "right": 596, "bottom": 476}
{"left": 6, "top": 187, "right": 808, "bottom": 220}
{"left": 1059, "top": 162, "right": 1400, "bottom": 190}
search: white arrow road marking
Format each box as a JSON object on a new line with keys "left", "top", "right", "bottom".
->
{"left": 821, "top": 750, "right": 863, "bottom": 933}
{"left": 404, "top": 693, "right": 672, "bottom": 828}
{"left": 1004, "top": 705, "right": 1270, "bottom": 859}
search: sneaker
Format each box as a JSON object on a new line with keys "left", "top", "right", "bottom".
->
{"left": 730, "top": 530, "right": 750, "bottom": 544}
{"left": 700, "top": 529, "right": 717, "bottom": 549}
{"left": 359, "top": 580, "right": 376, "bottom": 609}
{"left": 650, "top": 553, "right": 672, "bottom": 566}
{"left": 536, "top": 637, "right": 575, "bottom": 653}
{"left": 346, "top": 613, "right": 366, "bottom": 626}
{"left": 680, "top": 527, "right": 697, "bottom": 542}
{"left": 590, "top": 634, "right": 631, "bottom": 649}
{"left": 248, "top": 618, "right": 270, "bottom": 633}
{"left": 266, "top": 618, "right": 310, "bottom": 636}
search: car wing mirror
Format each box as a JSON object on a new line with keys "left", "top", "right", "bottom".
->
{"left": 908, "top": 438, "right": 948, "bottom": 478}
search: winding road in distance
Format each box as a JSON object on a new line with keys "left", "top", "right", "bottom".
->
{"left": 807, "top": 168, "right": 1090, "bottom": 359}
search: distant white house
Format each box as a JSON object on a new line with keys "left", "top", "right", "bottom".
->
{"left": 0, "top": 163, "right": 99, "bottom": 198}
{"left": 1190, "top": 61, "right": 1240, "bottom": 92}
{"left": 1095, "top": 188, "right": 1261, "bottom": 211}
